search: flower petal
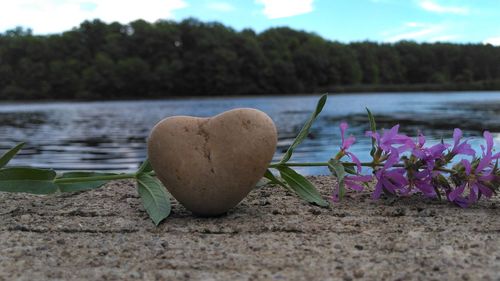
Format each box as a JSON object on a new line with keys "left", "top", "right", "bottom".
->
{"left": 372, "top": 181, "right": 383, "bottom": 199}
{"left": 418, "top": 133, "right": 426, "bottom": 146}
{"left": 347, "top": 151, "right": 362, "bottom": 173}
{"left": 384, "top": 148, "right": 400, "bottom": 169}
{"left": 453, "top": 128, "right": 462, "bottom": 147}
{"left": 340, "top": 122, "right": 348, "bottom": 145}
{"left": 477, "top": 183, "right": 493, "bottom": 198}
{"left": 461, "top": 159, "right": 472, "bottom": 175}
{"left": 448, "top": 184, "right": 465, "bottom": 201}
{"left": 484, "top": 131, "right": 493, "bottom": 154}
{"left": 345, "top": 180, "right": 364, "bottom": 191}
{"left": 343, "top": 135, "right": 356, "bottom": 150}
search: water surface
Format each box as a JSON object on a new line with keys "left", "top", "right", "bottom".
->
{"left": 1, "top": 92, "right": 499, "bottom": 175}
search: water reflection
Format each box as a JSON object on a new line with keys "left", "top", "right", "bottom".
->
{"left": 0, "top": 92, "right": 499, "bottom": 175}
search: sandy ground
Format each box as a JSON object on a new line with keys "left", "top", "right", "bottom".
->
{"left": 0, "top": 176, "right": 499, "bottom": 281}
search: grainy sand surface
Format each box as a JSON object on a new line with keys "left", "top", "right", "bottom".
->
{"left": 0, "top": 176, "right": 499, "bottom": 281}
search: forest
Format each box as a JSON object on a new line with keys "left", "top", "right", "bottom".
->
{"left": 1, "top": 18, "right": 500, "bottom": 100}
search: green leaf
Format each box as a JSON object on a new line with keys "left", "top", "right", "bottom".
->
{"left": 0, "top": 167, "right": 58, "bottom": 194}
{"left": 136, "top": 174, "right": 171, "bottom": 225}
{"left": 366, "top": 108, "right": 377, "bottom": 157}
{"left": 344, "top": 165, "right": 357, "bottom": 175}
{"left": 137, "top": 158, "right": 153, "bottom": 174}
{"left": 263, "top": 168, "right": 291, "bottom": 190}
{"left": 280, "top": 94, "right": 327, "bottom": 163}
{"left": 0, "top": 143, "right": 25, "bottom": 168}
{"left": 328, "top": 159, "right": 346, "bottom": 200}
{"left": 57, "top": 172, "right": 115, "bottom": 193}
{"left": 277, "top": 166, "right": 329, "bottom": 207}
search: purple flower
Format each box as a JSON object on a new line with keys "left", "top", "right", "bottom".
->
{"left": 407, "top": 169, "right": 436, "bottom": 198}
{"left": 372, "top": 148, "right": 408, "bottom": 199}
{"left": 366, "top": 124, "right": 414, "bottom": 154}
{"left": 447, "top": 159, "right": 494, "bottom": 206}
{"left": 448, "top": 131, "right": 498, "bottom": 207}
{"left": 479, "top": 131, "right": 500, "bottom": 164}
{"left": 373, "top": 168, "right": 408, "bottom": 199}
{"left": 412, "top": 132, "right": 449, "bottom": 172}
{"left": 332, "top": 174, "right": 373, "bottom": 202}
{"left": 450, "top": 128, "right": 475, "bottom": 156}
{"left": 339, "top": 122, "right": 362, "bottom": 173}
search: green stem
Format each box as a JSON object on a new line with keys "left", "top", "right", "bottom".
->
{"left": 269, "top": 162, "right": 329, "bottom": 168}
{"left": 270, "top": 162, "right": 386, "bottom": 168}
{"left": 434, "top": 167, "right": 456, "bottom": 173}
{"left": 269, "top": 162, "right": 456, "bottom": 173}
{"left": 54, "top": 173, "right": 136, "bottom": 184}
{"left": 52, "top": 161, "right": 456, "bottom": 185}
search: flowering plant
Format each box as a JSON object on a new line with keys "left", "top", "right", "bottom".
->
{"left": 267, "top": 95, "right": 500, "bottom": 208}
{"left": 0, "top": 94, "right": 498, "bottom": 225}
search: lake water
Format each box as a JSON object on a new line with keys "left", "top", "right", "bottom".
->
{"left": 1, "top": 92, "right": 499, "bottom": 175}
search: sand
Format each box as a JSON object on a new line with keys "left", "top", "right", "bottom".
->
{"left": 0, "top": 176, "right": 499, "bottom": 281}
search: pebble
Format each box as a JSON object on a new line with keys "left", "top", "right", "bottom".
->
{"left": 353, "top": 269, "right": 365, "bottom": 278}
{"left": 19, "top": 214, "right": 31, "bottom": 223}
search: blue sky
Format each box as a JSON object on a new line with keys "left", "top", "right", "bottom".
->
{"left": 1, "top": 0, "right": 499, "bottom": 45}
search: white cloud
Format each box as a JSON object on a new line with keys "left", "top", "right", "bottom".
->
{"left": 207, "top": 2, "right": 235, "bottom": 12}
{"left": 384, "top": 22, "right": 450, "bottom": 42}
{"left": 418, "top": 0, "right": 469, "bottom": 15}
{"left": 0, "top": 0, "right": 188, "bottom": 34}
{"left": 255, "top": 0, "right": 313, "bottom": 19}
{"left": 483, "top": 37, "right": 500, "bottom": 46}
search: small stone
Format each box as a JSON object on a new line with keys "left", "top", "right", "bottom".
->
{"left": 354, "top": 245, "right": 364, "bottom": 250}
{"left": 394, "top": 243, "right": 407, "bottom": 252}
{"left": 309, "top": 208, "right": 321, "bottom": 215}
{"left": 392, "top": 208, "right": 406, "bottom": 217}
{"left": 343, "top": 274, "right": 353, "bottom": 281}
{"left": 19, "top": 214, "right": 31, "bottom": 223}
{"left": 129, "top": 271, "right": 141, "bottom": 279}
{"left": 353, "top": 269, "right": 364, "bottom": 278}
{"left": 258, "top": 199, "right": 270, "bottom": 206}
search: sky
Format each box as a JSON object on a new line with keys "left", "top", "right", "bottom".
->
{"left": 1, "top": 0, "right": 500, "bottom": 45}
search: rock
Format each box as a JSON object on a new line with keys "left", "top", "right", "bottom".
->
{"left": 148, "top": 108, "right": 277, "bottom": 216}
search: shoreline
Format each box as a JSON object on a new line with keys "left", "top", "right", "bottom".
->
{"left": 1, "top": 88, "right": 500, "bottom": 104}
{"left": 0, "top": 176, "right": 499, "bottom": 280}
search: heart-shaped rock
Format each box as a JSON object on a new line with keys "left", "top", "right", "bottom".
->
{"left": 147, "top": 108, "right": 277, "bottom": 216}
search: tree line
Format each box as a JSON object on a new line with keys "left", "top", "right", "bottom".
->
{"left": 1, "top": 18, "right": 500, "bottom": 100}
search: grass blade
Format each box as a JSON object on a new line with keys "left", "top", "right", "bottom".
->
{"left": 0, "top": 143, "right": 25, "bottom": 168}
{"left": 366, "top": 108, "right": 377, "bottom": 157}
{"left": 280, "top": 94, "right": 327, "bottom": 163}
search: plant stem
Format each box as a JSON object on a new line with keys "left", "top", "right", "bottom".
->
{"left": 269, "top": 162, "right": 384, "bottom": 168}
{"left": 434, "top": 167, "right": 456, "bottom": 173}
{"left": 269, "top": 162, "right": 456, "bottom": 174}
{"left": 54, "top": 173, "right": 136, "bottom": 184}
{"left": 269, "top": 162, "right": 330, "bottom": 168}
{"left": 53, "top": 162, "right": 456, "bottom": 185}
